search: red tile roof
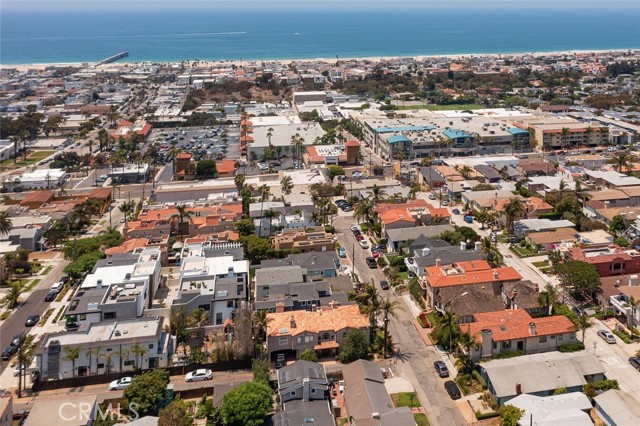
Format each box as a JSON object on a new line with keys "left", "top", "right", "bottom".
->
{"left": 425, "top": 261, "right": 522, "bottom": 288}
{"left": 467, "top": 309, "right": 575, "bottom": 343}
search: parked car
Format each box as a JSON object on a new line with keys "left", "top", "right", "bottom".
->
{"left": 353, "top": 230, "right": 362, "bottom": 237}
{"left": 372, "top": 244, "right": 387, "bottom": 253}
{"left": 25, "top": 314, "right": 40, "bottom": 327}
{"left": 109, "top": 376, "right": 133, "bottom": 390}
{"left": 452, "top": 208, "right": 460, "bottom": 215}
{"left": 371, "top": 251, "right": 381, "bottom": 259}
{"left": 356, "top": 235, "right": 365, "bottom": 241}
{"left": 338, "top": 247, "right": 347, "bottom": 258}
{"left": 44, "top": 291, "right": 57, "bottom": 302}
{"left": 343, "top": 206, "right": 353, "bottom": 212}
{"left": 350, "top": 224, "right": 360, "bottom": 233}
{"left": 597, "top": 329, "right": 616, "bottom": 344}
{"left": 359, "top": 240, "right": 370, "bottom": 249}
{"left": 444, "top": 380, "right": 461, "bottom": 399}
{"left": 380, "top": 280, "right": 390, "bottom": 290}
{"left": 629, "top": 356, "right": 640, "bottom": 371}
{"left": 338, "top": 380, "right": 345, "bottom": 392}
{"left": 1, "top": 345, "right": 18, "bottom": 361}
{"left": 275, "top": 353, "right": 286, "bottom": 369}
{"left": 441, "top": 200, "right": 449, "bottom": 206}
{"left": 366, "top": 257, "right": 378, "bottom": 268}
{"left": 11, "top": 333, "right": 25, "bottom": 347}
{"left": 185, "top": 369, "right": 213, "bottom": 382}
{"left": 428, "top": 193, "right": 436, "bottom": 200}
{"left": 50, "top": 281, "right": 64, "bottom": 293}
{"left": 463, "top": 215, "right": 474, "bottom": 223}
{"left": 434, "top": 361, "right": 449, "bottom": 378}
{"left": 13, "top": 364, "right": 27, "bottom": 377}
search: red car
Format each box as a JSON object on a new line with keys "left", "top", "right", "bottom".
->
{"left": 356, "top": 235, "right": 365, "bottom": 241}
{"left": 372, "top": 251, "right": 381, "bottom": 259}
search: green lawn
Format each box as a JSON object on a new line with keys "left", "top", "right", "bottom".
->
{"left": 24, "top": 279, "right": 42, "bottom": 292}
{"left": 511, "top": 245, "right": 539, "bottom": 258}
{"left": 394, "top": 103, "right": 484, "bottom": 111}
{"left": 40, "top": 265, "right": 54, "bottom": 276}
{"left": 414, "top": 413, "right": 430, "bottom": 426}
{"left": 390, "top": 392, "right": 420, "bottom": 408}
{"left": 0, "top": 150, "right": 56, "bottom": 167}
{"left": 532, "top": 260, "right": 550, "bottom": 268}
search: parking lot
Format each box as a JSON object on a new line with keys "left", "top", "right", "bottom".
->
{"left": 149, "top": 125, "right": 241, "bottom": 163}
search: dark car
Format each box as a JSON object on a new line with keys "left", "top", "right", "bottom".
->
{"left": 1, "top": 345, "right": 18, "bottom": 361}
{"left": 380, "top": 280, "right": 390, "bottom": 290}
{"left": 11, "top": 333, "right": 25, "bottom": 347}
{"left": 366, "top": 257, "right": 378, "bottom": 268}
{"left": 434, "top": 361, "right": 449, "bottom": 378}
{"left": 25, "top": 314, "right": 40, "bottom": 327}
{"left": 629, "top": 356, "right": 640, "bottom": 371}
{"left": 343, "top": 206, "right": 353, "bottom": 212}
{"left": 372, "top": 244, "right": 387, "bottom": 253}
{"left": 44, "top": 291, "right": 57, "bottom": 302}
{"left": 444, "top": 380, "right": 461, "bottom": 399}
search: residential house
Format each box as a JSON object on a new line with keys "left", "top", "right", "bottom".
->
{"left": 23, "top": 395, "right": 98, "bottom": 426}
{"left": 526, "top": 228, "right": 577, "bottom": 252}
{"left": 479, "top": 351, "right": 606, "bottom": 405}
{"left": 385, "top": 224, "right": 455, "bottom": 252}
{"left": 508, "top": 393, "right": 593, "bottom": 426}
{"left": 517, "top": 160, "right": 556, "bottom": 177}
{"left": 342, "top": 359, "right": 415, "bottom": 426}
{"left": 566, "top": 244, "right": 640, "bottom": 277}
{"left": 273, "top": 361, "right": 334, "bottom": 426}
{"left": 594, "top": 390, "right": 640, "bottom": 426}
{"left": 514, "top": 218, "right": 576, "bottom": 237}
{"left": 35, "top": 316, "right": 170, "bottom": 379}
{"left": 421, "top": 260, "right": 522, "bottom": 309}
{"left": 405, "top": 236, "right": 484, "bottom": 278}
{"left": 261, "top": 252, "right": 340, "bottom": 279}
{"left": 270, "top": 227, "right": 335, "bottom": 253}
{"left": 173, "top": 254, "right": 249, "bottom": 326}
{"left": 265, "top": 304, "right": 369, "bottom": 361}
{"left": 465, "top": 309, "right": 577, "bottom": 361}
{"left": 609, "top": 279, "right": 640, "bottom": 329}
{"left": 462, "top": 190, "right": 519, "bottom": 212}
{"left": 565, "top": 154, "right": 606, "bottom": 170}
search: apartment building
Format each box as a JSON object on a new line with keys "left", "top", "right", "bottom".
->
{"left": 270, "top": 227, "right": 335, "bottom": 253}
{"left": 566, "top": 244, "right": 640, "bottom": 277}
{"left": 513, "top": 117, "right": 608, "bottom": 149}
{"left": 35, "top": 316, "right": 170, "bottom": 379}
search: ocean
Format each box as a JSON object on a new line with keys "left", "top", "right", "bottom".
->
{"left": 1, "top": 1, "right": 639, "bottom": 65}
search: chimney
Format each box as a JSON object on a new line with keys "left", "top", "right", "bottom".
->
{"left": 515, "top": 383, "right": 522, "bottom": 395}
{"left": 460, "top": 241, "right": 466, "bottom": 251}
{"left": 275, "top": 302, "right": 285, "bottom": 313}
{"left": 435, "top": 258, "right": 442, "bottom": 267}
{"left": 529, "top": 322, "right": 536, "bottom": 336}
{"left": 96, "top": 279, "right": 103, "bottom": 289}
{"left": 290, "top": 315, "right": 296, "bottom": 329}
{"left": 302, "top": 377, "right": 310, "bottom": 402}
{"left": 481, "top": 329, "right": 492, "bottom": 357}
{"left": 493, "top": 271, "right": 499, "bottom": 280}
{"left": 372, "top": 413, "right": 380, "bottom": 420}
{"left": 329, "top": 300, "right": 339, "bottom": 309}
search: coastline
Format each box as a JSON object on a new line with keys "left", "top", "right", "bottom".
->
{"left": 2, "top": 48, "right": 638, "bottom": 72}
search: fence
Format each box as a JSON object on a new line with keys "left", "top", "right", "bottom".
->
{"left": 32, "top": 359, "right": 252, "bottom": 392}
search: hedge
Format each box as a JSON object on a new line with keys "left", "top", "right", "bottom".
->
{"left": 474, "top": 411, "right": 500, "bottom": 421}
{"left": 558, "top": 342, "right": 585, "bottom": 352}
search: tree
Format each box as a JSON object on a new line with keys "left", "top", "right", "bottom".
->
{"left": 299, "top": 348, "right": 318, "bottom": 362}
{"left": 234, "top": 218, "right": 255, "bottom": 237}
{"left": 234, "top": 173, "right": 246, "bottom": 190}
{"left": 253, "top": 309, "right": 273, "bottom": 344}
{"left": 196, "top": 159, "right": 217, "bottom": 177}
{"left": 503, "top": 198, "right": 524, "bottom": 234}
{"left": 353, "top": 198, "right": 374, "bottom": 224}
{"left": 263, "top": 209, "right": 280, "bottom": 236}
{"left": 63, "top": 346, "right": 81, "bottom": 378}
{"left": 337, "top": 329, "right": 369, "bottom": 363}
{"left": 159, "top": 399, "right": 193, "bottom": 426}
{"left": 172, "top": 204, "right": 193, "bottom": 241}
{"left": 459, "top": 165, "right": 473, "bottom": 179}
{"left": 381, "top": 297, "right": 399, "bottom": 358}
{"left": 5, "top": 282, "right": 24, "bottom": 309}
{"left": 0, "top": 212, "right": 13, "bottom": 235}
{"left": 474, "top": 210, "right": 489, "bottom": 229}
{"left": 252, "top": 359, "right": 270, "bottom": 384}
{"left": 499, "top": 405, "right": 524, "bottom": 426}
{"left": 130, "top": 342, "right": 148, "bottom": 370}
{"left": 434, "top": 310, "right": 460, "bottom": 351}
{"left": 123, "top": 369, "right": 170, "bottom": 417}
{"left": 118, "top": 200, "right": 135, "bottom": 224}
{"left": 609, "top": 214, "right": 627, "bottom": 236}
{"left": 355, "top": 284, "right": 380, "bottom": 343}
{"left": 556, "top": 260, "right": 601, "bottom": 302}
{"left": 537, "top": 283, "right": 560, "bottom": 315}
{"left": 100, "top": 352, "right": 114, "bottom": 375}
{"left": 371, "top": 185, "right": 387, "bottom": 203}
{"left": 238, "top": 234, "right": 270, "bottom": 263}
{"left": 280, "top": 175, "right": 293, "bottom": 195}
{"left": 328, "top": 165, "right": 346, "bottom": 181}
{"left": 574, "top": 315, "right": 594, "bottom": 342}
{"left": 221, "top": 380, "right": 272, "bottom": 426}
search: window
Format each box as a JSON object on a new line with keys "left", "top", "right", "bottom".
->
{"left": 539, "top": 336, "right": 547, "bottom": 343}
{"left": 279, "top": 337, "right": 288, "bottom": 345}
{"left": 501, "top": 341, "right": 511, "bottom": 349}
{"left": 79, "top": 314, "right": 87, "bottom": 320}
{"left": 290, "top": 391, "right": 296, "bottom": 396}
{"left": 558, "top": 334, "right": 564, "bottom": 341}
{"left": 124, "top": 360, "right": 135, "bottom": 366}
{"left": 237, "top": 285, "right": 244, "bottom": 295}
{"left": 550, "top": 334, "right": 555, "bottom": 339}
{"left": 216, "top": 313, "right": 223, "bottom": 325}
{"left": 148, "top": 344, "right": 154, "bottom": 349}
{"left": 104, "top": 312, "right": 116, "bottom": 320}
{"left": 311, "top": 388, "right": 316, "bottom": 394}
{"left": 237, "top": 277, "right": 244, "bottom": 283}
{"left": 198, "top": 304, "right": 210, "bottom": 311}
{"left": 570, "top": 333, "right": 576, "bottom": 339}
{"left": 492, "top": 342, "right": 497, "bottom": 349}
{"left": 97, "top": 363, "right": 104, "bottom": 369}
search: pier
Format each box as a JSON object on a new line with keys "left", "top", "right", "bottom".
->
{"left": 95, "top": 51, "right": 129, "bottom": 66}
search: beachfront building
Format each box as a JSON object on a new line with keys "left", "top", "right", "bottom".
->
{"left": 513, "top": 116, "right": 608, "bottom": 149}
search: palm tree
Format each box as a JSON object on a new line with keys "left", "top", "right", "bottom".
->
{"left": 130, "top": 342, "right": 147, "bottom": 370}
{"left": 457, "top": 329, "right": 475, "bottom": 356}
{"left": 118, "top": 200, "right": 135, "bottom": 224}
{"left": 381, "top": 297, "right": 399, "bottom": 358}
{"left": 481, "top": 237, "right": 503, "bottom": 267}
{"left": 574, "top": 315, "right": 594, "bottom": 342}
{"left": 258, "top": 185, "right": 271, "bottom": 231}
{"left": 371, "top": 185, "right": 387, "bottom": 203}
{"left": 353, "top": 198, "right": 374, "bottom": 224}
{"left": 100, "top": 352, "right": 114, "bottom": 375}
{"left": 267, "top": 127, "right": 274, "bottom": 148}
{"left": 188, "top": 307, "right": 207, "bottom": 327}
{"left": 460, "top": 165, "right": 473, "bottom": 179}
{"left": 504, "top": 198, "right": 524, "bottom": 234}
{"left": 234, "top": 173, "right": 245, "bottom": 191}
{"left": 561, "top": 127, "right": 571, "bottom": 148}
{"left": 280, "top": 176, "right": 293, "bottom": 195}
{"left": 6, "top": 282, "right": 23, "bottom": 309}
{"left": 253, "top": 309, "right": 273, "bottom": 344}
{"left": 356, "top": 284, "right": 381, "bottom": 343}
{"left": 86, "top": 346, "right": 102, "bottom": 375}
{"left": 290, "top": 133, "right": 305, "bottom": 165}
{"left": 438, "top": 310, "right": 460, "bottom": 351}
{"left": 63, "top": 346, "right": 81, "bottom": 378}
{"left": 0, "top": 212, "right": 13, "bottom": 236}
{"left": 264, "top": 209, "right": 280, "bottom": 236}
{"left": 610, "top": 153, "right": 630, "bottom": 174}
{"left": 474, "top": 210, "right": 489, "bottom": 230}
{"left": 537, "top": 283, "right": 560, "bottom": 315}
{"left": 171, "top": 204, "right": 193, "bottom": 241}
{"left": 116, "top": 347, "right": 129, "bottom": 373}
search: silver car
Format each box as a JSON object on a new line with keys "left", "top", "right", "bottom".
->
{"left": 185, "top": 368, "right": 213, "bottom": 382}
{"left": 597, "top": 329, "right": 616, "bottom": 344}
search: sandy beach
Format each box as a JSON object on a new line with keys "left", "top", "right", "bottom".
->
{"left": 3, "top": 48, "right": 637, "bottom": 73}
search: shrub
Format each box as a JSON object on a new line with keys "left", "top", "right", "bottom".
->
{"left": 558, "top": 342, "right": 585, "bottom": 352}
{"left": 612, "top": 328, "right": 632, "bottom": 343}
{"left": 475, "top": 411, "right": 500, "bottom": 420}
{"left": 455, "top": 375, "right": 470, "bottom": 395}
{"left": 471, "top": 370, "right": 487, "bottom": 389}
{"left": 408, "top": 278, "right": 425, "bottom": 309}
{"left": 417, "top": 312, "right": 431, "bottom": 328}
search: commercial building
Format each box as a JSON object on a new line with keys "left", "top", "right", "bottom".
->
{"left": 4, "top": 169, "right": 68, "bottom": 191}
{"left": 35, "top": 316, "right": 170, "bottom": 379}
{"left": 107, "top": 163, "right": 150, "bottom": 184}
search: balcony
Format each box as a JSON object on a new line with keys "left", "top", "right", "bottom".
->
{"left": 405, "top": 257, "right": 419, "bottom": 276}
{"left": 610, "top": 294, "right": 631, "bottom": 316}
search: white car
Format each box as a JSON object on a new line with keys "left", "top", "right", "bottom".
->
{"left": 338, "top": 380, "right": 345, "bottom": 392}
{"left": 13, "top": 364, "right": 27, "bottom": 377}
{"left": 359, "top": 240, "right": 370, "bottom": 249}
{"left": 109, "top": 376, "right": 133, "bottom": 390}
{"left": 350, "top": 224, "right": 360, "bottom": 232}
{"left": 185, "top": 369, "right": 213, "bottom": 382}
